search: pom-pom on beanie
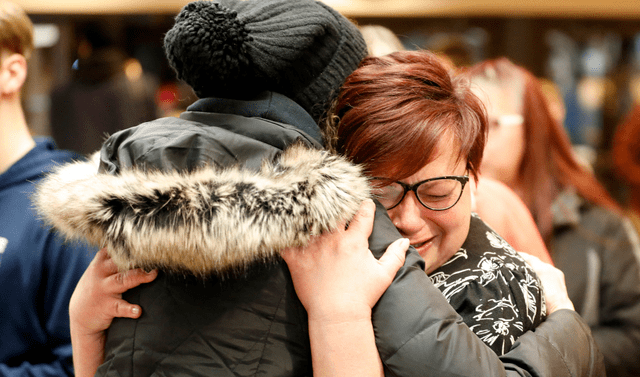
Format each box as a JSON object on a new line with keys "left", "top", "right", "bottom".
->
{"left": 163, "top": 0, "right": 367, "bottom": 122}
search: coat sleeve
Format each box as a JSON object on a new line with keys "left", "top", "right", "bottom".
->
{"left": 368, "top": 201, "right": 605, "bottom": 377}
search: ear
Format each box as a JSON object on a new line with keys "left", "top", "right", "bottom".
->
{"left": 0, "top": 53, "right": 27, "bottom": 96}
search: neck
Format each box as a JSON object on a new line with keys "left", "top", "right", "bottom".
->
{"left": 508, "top": 180, "right": 525, "bottom": 201}
{"left": 0, "top": 97, "right": 34, "bottom": 174}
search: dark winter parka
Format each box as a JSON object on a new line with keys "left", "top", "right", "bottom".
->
{"left": 552, "top": 189, "right": 640, "bottom": 377}
{"left": 35, "top": 92, "right": 605, "bottom": 377}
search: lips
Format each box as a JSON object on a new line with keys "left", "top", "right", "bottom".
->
{"left": 411, "top": 236, "right": 435, "bottom": 255}
{"left": 411, "top": 240, "right": 428, "bottom": 249}
{"left": 410, "top": 236, "right": 440, "bottom": 272}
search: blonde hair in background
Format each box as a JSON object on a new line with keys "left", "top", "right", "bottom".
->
{"left": 0, "top": 1, "right": 33, "bottom": 60}
{"left": 357, "top": 25, "right": 460, "bottom": 71}
{"left": 358, "top": 25, "right": 405, "bottom": 57}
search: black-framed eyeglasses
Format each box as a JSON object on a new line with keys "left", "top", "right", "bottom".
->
{"left": 371, "top": 175, "right": 469, "bottom": 211}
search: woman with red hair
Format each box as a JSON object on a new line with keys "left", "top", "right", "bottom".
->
{"left": 467, "top": 57, "right": 640, "bottom": 377}
{"left": 284, "top": 50, "right": 603, "bottom": 376}
{"left": 329, "top": 54, "right": 549, "bottom": 341}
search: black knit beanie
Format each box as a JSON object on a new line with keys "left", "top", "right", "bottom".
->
{"left": 163, "top": 0, "right": 367, "bottom": 122}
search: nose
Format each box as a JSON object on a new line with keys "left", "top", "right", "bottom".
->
{"left": 388, "top": 192, "right": 426, "bottom": 237}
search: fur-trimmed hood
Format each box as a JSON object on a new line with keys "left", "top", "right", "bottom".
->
{"left": 34, "top": 144, "right": 369, "bottom": 276}
{"left": 34, "top": 94, "right": 370, "bottom": 277}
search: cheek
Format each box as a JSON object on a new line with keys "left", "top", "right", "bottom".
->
{"left": 386, "top": 206, "right": 401, "bottom": 224}
{"left": 437, "top": 191, "right": 472, "bottom": 253}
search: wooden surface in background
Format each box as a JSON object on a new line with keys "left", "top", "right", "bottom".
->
{"left": 12, "top": 0, "right": 640, "bottom": 18}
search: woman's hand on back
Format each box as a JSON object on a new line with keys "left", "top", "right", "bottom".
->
{"left": 281, "top": 198, "right": 409, "bottom": 377}
{"left": 69, "top": 248, "right": 158, "bottom": 377}
{"left": 281, "top": 198, "right": 409, "bottom": 323}
{"left": 519, "top": 251, "right": 575, "bottom": 313}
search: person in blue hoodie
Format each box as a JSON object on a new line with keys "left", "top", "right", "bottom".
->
{"left": 0, "top": 2, "right": 97, "bottom": 375}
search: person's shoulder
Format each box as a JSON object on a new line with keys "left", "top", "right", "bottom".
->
{"left": 582, "top": 200, "right": 623, "bottom": 221}
{"left": 574, "top": 201, "right": 640, "bottom": 266}
{"left": 464, "top": 214, "right": 517, "bottom": 254}
{"left": 439, "top": 216, "right": 525, "bottom": 276}
{"left": 461, "top": 216, "right": 542, "bottom": 291}
{"left": 33, "top": 137, "right": 83, "bottom": 163}
{"left": 18, "top": 138, "right": 85, "bottom": 181}
{"left": 577, "top": 199, "right": 630, "bottom": 238}
{"left": 430, "top": 220, "right": 545, "bottom": 354}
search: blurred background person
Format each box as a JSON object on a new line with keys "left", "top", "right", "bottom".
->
{"left": 49, "top": 21, "right": 158, "bottom": 155}
{"left": 612, "top": 103, "right": 640, "bottom": 234}
{"left": 358, "top": 24, "right": 405, "bottom": 57}
{"left": 0, "top": 2, "right": 96, "bottom": 376}
{"left": 467, "top": 57, "right": 640, "bottom": 377}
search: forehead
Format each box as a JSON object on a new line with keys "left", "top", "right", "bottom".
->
{"left": 403, "top": 133, "right": 466, "bottom": 182}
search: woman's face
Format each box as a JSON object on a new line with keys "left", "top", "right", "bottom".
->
{"left": 384, "top": 137, "right": 471, "bottom": 273}
{"left": 471, "top": 81, "right": 526, "bottom": 188}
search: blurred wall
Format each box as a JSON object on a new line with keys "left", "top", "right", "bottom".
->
{"left": 18, "top": 5, "right": 640, "bottom": 204}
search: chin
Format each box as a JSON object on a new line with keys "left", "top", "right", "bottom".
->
{"left": 422, "top": 247, "right": 457, "bottom": 274}
{"left": 420, "top": 249, "right": 441, "bottom": 273}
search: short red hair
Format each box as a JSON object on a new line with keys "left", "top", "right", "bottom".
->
{"left": 330, "top": 50, "right": 487, "bottom": 181}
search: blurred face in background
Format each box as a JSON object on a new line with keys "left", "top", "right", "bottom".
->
{"left": 470, "top": 78, "right": 525, "bottom": 189}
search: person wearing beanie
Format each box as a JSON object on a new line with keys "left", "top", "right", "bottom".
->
{"left": 37, "top": 2, "right": 398, "bottom": 375}
{"left": 37, "top": 1, "right": 602, "bottom": 376}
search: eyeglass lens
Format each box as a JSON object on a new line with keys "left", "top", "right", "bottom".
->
{"left": 372, "top": 178, "right": 464, "bottom": 210}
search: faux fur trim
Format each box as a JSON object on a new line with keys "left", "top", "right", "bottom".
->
{"left": 34, "top": 144, "right": 370, "bottom": 276}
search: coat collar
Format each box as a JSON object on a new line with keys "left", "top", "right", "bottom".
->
{"left": 186, "top": 91, "right": 323, "bottom": 146}
{"left": 35, "top": 146, "right": 369, "bottom": 277}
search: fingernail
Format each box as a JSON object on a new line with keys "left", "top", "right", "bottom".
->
{"left": 400, "top": 238, "right": 410, "bottom": 248}
{"left": 365, "top": 198, "right": 376, "bottom": 210}
{"left": 132, "top": 307, "right": 140, "bottom": 315}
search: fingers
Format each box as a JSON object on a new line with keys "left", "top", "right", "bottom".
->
{"left": 93, "top": 247, "right": 111, "bottom": 263}
{"left": 518, "top": 251, "right": 542, "bottom": 265}
{"left": 518, "top": 252, "right": 575, "bottom": 312}
{"left": 104, "top": 268, "right": 157, "bottom": 319}
{"left": 519, "top": 251, "right": 554, "bottom": 279}
{"left": 280, "top": 245, "right": 302, "bottom": 268}
{"left": 346, "top": 199, "right": 376, "bottom": 238}
{"left": 94, "top": 249, "right": 158, "bottom": 293}
{"left": 92, "top": 248, "right": 119, "bottom": 277}
{"left": 111, "top": 299, "right": 143, "bottom": 319}
{"left": 282, "top": 199, "right": 377, "bottom": 275}
{"left": 378, "top": 238, "right": 409, "bottom": 277}
{"left": 519, "top": 251, "right": 565, "bottom": 282}
{"left": 110, "top": 268, "right": 158, "bottom": 293}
